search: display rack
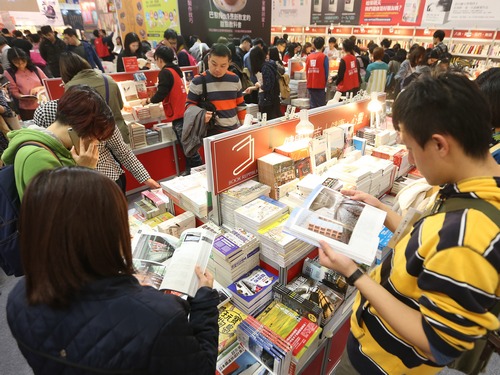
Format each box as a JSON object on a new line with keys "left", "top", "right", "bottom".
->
{"left": 202, "top": 97, "right": 377, "bottom": 374}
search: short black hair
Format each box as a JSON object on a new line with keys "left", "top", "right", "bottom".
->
{"left": 40, "top": 25, "right": 53, "bottom": 35}
{"left": 13, "top": 30, "right": 23, "bottom": 38}
{"left": 433, "top": 30, "right": 445, "bottom": 41}
{"left": 93, "top": 29, "right": 100, "bottom": 38}
{"left": 328, "top": 36, "right": 337, "bottom": 44}
{"left": 0, "top": 36, "right": 7, "bottom": 46}
{"left": 313, "top": 37, "right": 325, "bottom": 50}
{"left": 240, "top": 35, "right": 251, "bottom": 44}
{"left": 476, "top": 68, "right": 500, "bottom": 130}
{"left": 63, "top": 28, "right": 78, "bottom": 38}
{"left": 342, "top": 39, "right": 355, "bottom": 54}
{"left": 276, "top": 38, "right": 287, "bottom": 46}
{"left": 252, "top": 38, "right": 265, "bottom": 48}
{"left": 208, "top": 43, "right": 232, "bottom": 60}
{"left": 380, "top": 38, "right": 392, "bottom": 48}
{"left": 154, "top": 45, "right": 176, "bottom": 64}
{"left": 392, "top": 73, "right": 492, "bottom": 159}
{"left": 1, "top": 28, "right": 8, "bottom": 34}
{"left": 163, "top": 28, "right": 178, "bottom": 40}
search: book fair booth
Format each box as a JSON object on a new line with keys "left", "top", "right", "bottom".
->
{"left": 42, "top": 64, "right": 405, "bottom": 373}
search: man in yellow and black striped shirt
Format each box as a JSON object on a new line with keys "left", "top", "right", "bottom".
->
{"left": 319, "top": 73, "right": 500, "bottom": 374}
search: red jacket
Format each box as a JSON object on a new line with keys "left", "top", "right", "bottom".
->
{"left": 306, "top": 52, "right": 328, "bottom": 89}
{"left": 336, "top": 54, "right": 360, "bottom": 92}
{"left": 94, "top": 37, "right": 110, "bottom": 58}
{"left": 163, "top": 67, "right": 187, "bottom": 122}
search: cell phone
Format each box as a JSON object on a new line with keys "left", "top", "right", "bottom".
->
{"left": 68, "top": 128, "right": 80, "bottom": 155}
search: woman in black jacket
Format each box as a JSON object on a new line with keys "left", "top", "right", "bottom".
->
{"left": 116, "top": 32, "right": 150, "bottom": 72}
{"left": 7, "top": 167, "right": 219, "bottom": 374}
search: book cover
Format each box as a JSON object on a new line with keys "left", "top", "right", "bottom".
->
{"left": 284, "top": 185, "right": 387, "bottom": 265}
{"left": 323, "top": 126, "right": 345, "bottom": 160}
{"left": 218, "top": 302, "right": 247, "bottom": 354}
{"left": 308, "top": 135, "right": 328, "bottom": 173}
{"left": 216, "top": 342, "right": 268, "bottom": 375}
{"left": 257, "top": 301, "right": 322, "bottom": 360}
{"left": 272, "top": 283, "right": 324, "bottom": 326}
{"left": 123, "top": 56, "right": 139, "bottom": 72}
{"left": 228, "top": 267, "right": 277, "bottom": 306}
{"left": 118, "top": 80, "right": 139, "bottom": 101}
{"left": 131, "top": 228, "right": 179, "bottom": 262}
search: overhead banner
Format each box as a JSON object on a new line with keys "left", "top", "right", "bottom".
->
{"left": 7, "top": 0, "right": 64, "bottom": 27}
{"left": 359, "top": 0, "right": 425, "bottom": 26}
{"left": 310, "top": 0, "right": 362, "bottom": 25}
{"left": 178, "top": 0, "right": 272, "bottom": 47}
{"left": 421, "top": 0, "right": 500, "bottom": 28}
{"left": 143, "top": 0, "right": 180, "bottom": 46}
{"left": 272, "top": 0, "right": 312, "bottom": 27}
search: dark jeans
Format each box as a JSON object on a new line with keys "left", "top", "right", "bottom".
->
{"left": 172, "top": 118, "right": 203, "bottom": 173}
{"left": 308, "top": 88, "right": 326, "bottom": 109}
{"left": 115, "top": 173, "right": 126, "bottom": 195}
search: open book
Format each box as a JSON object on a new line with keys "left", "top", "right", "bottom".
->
{"left": 132, "top": 228, "right": 215, "bottom": 297}
{"left": 284, "top": 185, "right": 386, "bottom": 265}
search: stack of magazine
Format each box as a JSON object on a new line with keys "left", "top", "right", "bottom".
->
{"left": 284, "top": 184, "right": 387, "bottom": 266}
{"left": 234, "top": 196, "right": 289, "bottom": 236}
{"left": 131, "top": 227, "right": 215, "bottom": 297}
{"left": 219, "top": 180, "right": 271, "bottom": 228}
{"left": 257, "top": 214, "right": 315, "bottom": 268}
{"left": 216, "top": 341, "right": 271, "bottom": 375}
{"left": 236, "top": 315, "right": 293, "bottom": 375}
{"left": 228, "top": 267, "right": 277, "bottom": 316}
{"left": 207, "top": 228, "right": 261, "bottom": 287}
{"left": 257, "top": 300, "right": 322, "bottom": 374}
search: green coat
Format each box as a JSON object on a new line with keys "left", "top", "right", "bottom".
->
{"left": 64, "top": 69, "right": 129, "bottom": 143}
{"left": 1, "top": 128, "right": 76, "bottom": 199}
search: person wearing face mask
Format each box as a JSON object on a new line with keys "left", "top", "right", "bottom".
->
{"left": 116, "top": 32, "right": 150, "bottom": 73}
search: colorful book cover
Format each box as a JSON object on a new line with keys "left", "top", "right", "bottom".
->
{"left": 218, "top": 303, "right": 248, "bottom": 354}
{"left": 228, "top": 267, "right": 277, "bottom": 305}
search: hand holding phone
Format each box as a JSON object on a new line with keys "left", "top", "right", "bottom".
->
{"left": 68, "top": 128, "right": 80, "bottom": 155}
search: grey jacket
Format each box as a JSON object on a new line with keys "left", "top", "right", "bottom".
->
{"left": 182, "top": 105, "right": 207, "bottom": 157}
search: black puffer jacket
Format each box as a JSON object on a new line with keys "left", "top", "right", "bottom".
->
{"left": 7, "top": 275, "right": 219, "bottom": 374}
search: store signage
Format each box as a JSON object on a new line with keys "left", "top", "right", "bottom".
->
{"left": 331, "top": 27, "right": 353, "bottom": 35}
{"left": 414, "top": 28, "right": 451, "bottom": 37}
{"left": 452, "top": 30, "right": 495, "bottom": 40}
{"left": 271, "top": 26, "right": 280, "bottom": 33}
{"left": 283, "top": 26, "right": 304, "bottom": 33}
{"left": 360, "top": 0, "right": 425, "bottom": 26}
{"left": 381, "top": 27, "right": 414, "bottom": 37}
{"left": 305, "top": 26, "right": 327, "bottom": 34}
{"left": 352, "top": 27, "right": 381, "bottom": 35}
{"left": 209, "top": 98, "right": 376, "bottom": 195}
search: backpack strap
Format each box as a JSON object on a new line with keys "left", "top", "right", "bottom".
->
{"left": 435, "top": 197, "right": 500, "bottom": 227}
{"left": 200, "top": 74, "right": 208, "bottom": 102}
{"left": 16, "top": 141, "right": 63, "bottom": 166}
{"left": 102, "top": 75, "right": 110, "bottom": 104}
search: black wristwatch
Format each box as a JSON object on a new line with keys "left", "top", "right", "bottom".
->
{"left": 346, "top": 268, "right": 364, "bottom": 286}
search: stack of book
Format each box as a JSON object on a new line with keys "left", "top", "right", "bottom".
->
{"left": 371, "top": 144, "right": 412, "bottom": 178}
{"left": 208, "top": 228, "right": 260, "bottom": 287}
{"left": 354, "top": 155, "right": 396, "bottom": 197}
{"left": 228, "top": 267, "right": 278, "bottom": 315}
{"left": 275, "top": 140, "right": 311, "bottom": 180}
{"left": 134, "top": 198, "right": 160, "bottom": 219}
{"left": 326, "top": 161, "right": 373, "bottom": 193}
{"left": 141, "top": 189, "right": 171, "bottom": 215}
{"left": 128, "top": 211, "right": 175, "bottom": 238}
{"left": 145, "top": 128, "right": 161, "bottom": 145}
{"left": 237, "top": 315, "right": 293, "bottom": 375}
{"left": 245, "top": 103, "right": 259, "bottom": 118}
{"left": 234, "top": 195, "right": 289, "bottom": 236}
{"left": 128, "top": 122, "right": 147, "bottom": 149}
{"left": 180, "top": 186, "right": 208, "bottom": 218}
{"left": 257, "top": 152, "right": 297, "bottom": 200}
{"left": 219, "top": 180, "right": 271, "bottom": 229}
{"left": 156, "top": 211, "right": 196, "bottom": 238}
{"left": 258, "top": 214, "right": 315, "bottom": 268}
{"left": 161, "top": 173, "right": 206, "bottom": 207}
{"left": 257, "top": 300, "right": 322, "bottom": 374}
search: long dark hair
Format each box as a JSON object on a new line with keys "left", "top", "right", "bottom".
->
{"left": 249, "top": 46, "right": 266, "bottom": 75}
{"left": 7, "top": 47, "right": 37, "bottom": 73}
{"left": 123, "top": 32, "right": 144, "bottom": 57}
{"left": 21, "top": 167, "right": 134, "bottom": 308}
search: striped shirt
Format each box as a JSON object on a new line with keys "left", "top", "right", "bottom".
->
{"left": 186, "top": 71, "right": 246, "bottom": 128}
{"left": 33, "top": 100, "right": 150, "bottom": 183}
{"left": 349, "top": 176, "right": 500, "bottom": 374}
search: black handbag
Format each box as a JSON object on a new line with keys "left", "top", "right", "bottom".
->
{"left": 197, "top": 74, "right": 217, "bottom": 129}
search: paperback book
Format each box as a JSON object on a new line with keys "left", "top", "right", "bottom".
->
{"left": 218, "top": 302, "right": 247, "bottom": 354}
{"left": 284, "top": 185, "right": 386, "bottom": 265}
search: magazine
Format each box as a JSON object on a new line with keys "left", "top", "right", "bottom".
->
{"left": 132, "top": 228, "right": 215, "bottom": 297}
{"left": 284, "top": 185, "right": 386, "bottom": 265}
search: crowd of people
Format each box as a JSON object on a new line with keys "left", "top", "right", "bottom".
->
{"left": 0, "top": 24, "right": 499, "bottom": 375}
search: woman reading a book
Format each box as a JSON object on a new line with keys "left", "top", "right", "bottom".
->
{"left": 7, "top": 166, "right": 220, "bottom": 374}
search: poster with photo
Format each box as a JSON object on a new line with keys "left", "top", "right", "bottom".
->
{"left": 310, "top": 0, "right": 361, "bottom": 25}
{"left": 115, "top": 0, "right": 147, "bottom": 43}
{"left": 7, "top": 0, "right": 64, "bottom": 27}
{"left": 359, "top": 0, "right": 425, "bottom": 26}
{"left": 421, "top": 0, "right": 500, "bottom": 28}
{"left": 272, "top": 0, "right": 311, "bottom": 27}
{"left": 178, "top": 0, "right": 272, "bottom": 47}
{"left": 143, "top": 0, "right": 180, "bottom": 46}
